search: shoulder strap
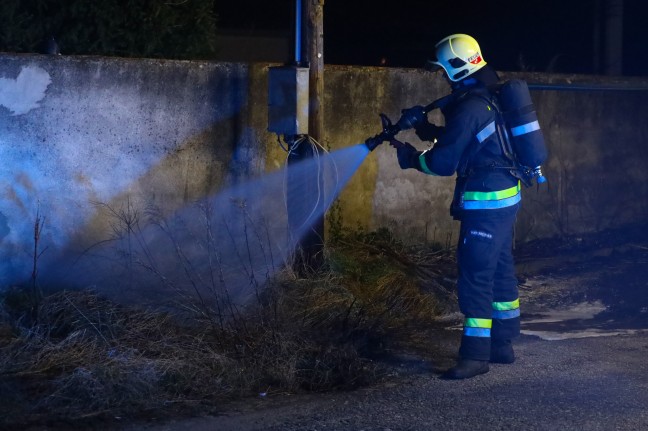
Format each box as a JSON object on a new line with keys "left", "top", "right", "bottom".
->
{"left": 475, "top": 88, "right": 519, "bottom": 162}
{"left": 455, "top": 89, "right": 501, "bottom": 177}
{"left": 459, "top": 86, "right": 532, "bottom": 180}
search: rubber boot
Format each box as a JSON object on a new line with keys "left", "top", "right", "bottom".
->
{"left": 441, "top": 359, "right": 489, "bottom": 380}
{"left": 490, "top": 340, "right": 515, "bottom": 364}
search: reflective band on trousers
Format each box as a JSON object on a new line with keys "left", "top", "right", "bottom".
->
{"left": 464, "top": 317, "right": 492, "bottom": 338}
{"left": 493, "top": 309, "right": 521, "bottom": 319}
{"left": 511, "top": 120, "right": 540, "bottom": 137}
{"left": 492, "top": 299, "right": 521, "bottom": 319}
{"left": 463, "top": 182, "right": 521, "bottom": 210}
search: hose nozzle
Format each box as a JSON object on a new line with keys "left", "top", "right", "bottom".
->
{"left": 364, "top": 113, "right": 400, "bottom": 151}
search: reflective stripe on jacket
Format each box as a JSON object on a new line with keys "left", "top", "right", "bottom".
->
{"left": 417, "top": 84, "right": 520, "bottom": 212}
{"left": 463, "top": 181, "right": 521, "bottom": 210}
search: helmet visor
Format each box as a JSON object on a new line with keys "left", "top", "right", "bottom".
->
{"left": 425, "top": 56, "right": 466, "bottom": 71}
{"left": 448, "top": 57, "right": 467, "bottom": 68}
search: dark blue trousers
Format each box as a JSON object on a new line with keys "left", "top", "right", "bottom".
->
{"left": 456, "top": 204, "right": 520, "bottom": 361}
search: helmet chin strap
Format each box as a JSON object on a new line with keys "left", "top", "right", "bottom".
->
{"left": 448, "top": 66, "right": 501, "bottom": 90}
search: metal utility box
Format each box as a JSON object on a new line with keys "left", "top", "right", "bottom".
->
{"left": 268, "top": 66, "right": 309, "bottom": 135}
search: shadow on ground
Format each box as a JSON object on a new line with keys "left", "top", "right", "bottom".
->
{"left": 515, "top": 223, "right": 648, "bottom": 337}
{"left": 124, "top": 223, "right": 648, "bottom": 431}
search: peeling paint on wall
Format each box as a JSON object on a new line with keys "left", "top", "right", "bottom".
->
{"left": 0, "top": 66, "right": 51, "bottom": 115}
{"left": 0, "top": 56, "right": 254, "bottom": 286}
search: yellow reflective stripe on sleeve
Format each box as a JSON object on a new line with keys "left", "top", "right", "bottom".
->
{"left": 492, "top": 299, "right": 520, "bottom": 311}
{"left": 464, "top": 318, "right": 492, "bottom": 328}
{"left": 418, "top": 150, "right": 437, "bottom": 175}
{"left": 464, "top": 181, "right": 520, "bottom": 201}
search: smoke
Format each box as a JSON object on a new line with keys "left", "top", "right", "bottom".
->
{"left": 44, "top": 143, "right": 371, "bottom": 305}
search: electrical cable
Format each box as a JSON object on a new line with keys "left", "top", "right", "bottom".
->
{"left": 278, "top": 134, "right": 341, "bottom": 237}
{"left": 277, "top": 134, "right": 290, "bottom": 152}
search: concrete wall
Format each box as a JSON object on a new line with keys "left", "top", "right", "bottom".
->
{"left": 512, "top": 75, "right": 648, "bottom": 240}
{"left": 1, "top": 53, "right": 647, "bottom": 288}
{"left": 0, "top": 55, "right": 270, "bottom": 287}
{"left": 324, "top": 66, "right": 648, "bottom": 245}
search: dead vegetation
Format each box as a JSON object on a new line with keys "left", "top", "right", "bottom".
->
{"left": 0, "top": 227, "right": 458, "bottom": 429}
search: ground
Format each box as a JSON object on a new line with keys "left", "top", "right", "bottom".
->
{"left": 107, "top": 223, "right": 648, "bottom": 431}
{"left": 15, "top": 224, "right": 648, "bottom": 431}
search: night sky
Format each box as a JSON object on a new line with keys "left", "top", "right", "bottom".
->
{"left": 216, "top": 0, "right": 648, "bottom": 77}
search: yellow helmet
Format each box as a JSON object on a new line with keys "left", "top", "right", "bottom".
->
{"left": 429, "top": 34, "right": 487, "bottom": 82}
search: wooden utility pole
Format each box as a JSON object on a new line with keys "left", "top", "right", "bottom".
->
{"left": 289, "top": 0, "right": 325, "bottom": 274}
{"left": 305, "top": 0, "right": 325, "bottom": 143}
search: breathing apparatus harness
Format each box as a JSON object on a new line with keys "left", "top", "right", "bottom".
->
{"left": 480, "top": 80, "right": 547, "bottom": 187}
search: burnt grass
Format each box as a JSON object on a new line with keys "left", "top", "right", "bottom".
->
{"left": 1, "top": 223, "right": 647, "bottom": 429}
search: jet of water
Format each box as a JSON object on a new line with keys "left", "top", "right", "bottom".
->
{"left": 48, "top": 143, "right": 372, "bottom": 306}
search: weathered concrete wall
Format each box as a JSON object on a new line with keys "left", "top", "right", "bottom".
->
{"left": 508, "top": 74, "right": 648, "bottom": 241}
{"left": 0, "top": 55, "right": 271, "bottom": 286}
{"left": 325, "top": 67, "right": 648, "bottom": 245}
{"left": 1, "top": 54, "right": 647, "bottom": 287}
{"left": 323, "top": 66, "right": 458, "bottom": 244}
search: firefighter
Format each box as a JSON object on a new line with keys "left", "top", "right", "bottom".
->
{"left": 395, "top": 34, "right": 521, "bottom": 379}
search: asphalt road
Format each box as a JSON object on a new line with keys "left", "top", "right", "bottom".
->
{"left": 129, "top": 330, "right": 648, "bottom": 431}
{"left": 126, "top": 230, "right": 648, "bottom": 431}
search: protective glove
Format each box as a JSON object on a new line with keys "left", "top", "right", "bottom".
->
{"left": 414, "top": 121, "right": 442, "bottom": 142}
{"left": 394, "top": 141, "right": 421, "bottom": 170}
{"left": 396, "top": 105, "right": 427, "bottom": 130}
{"left": 397, "top": 105, "right": 442, "bottom": 142}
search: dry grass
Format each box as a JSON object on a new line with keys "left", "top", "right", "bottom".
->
{"left": 0, "top": 289, "right": 236, "bottom": 426}
{"left": 0, "top": 228, "right": 457, "bottom": 428}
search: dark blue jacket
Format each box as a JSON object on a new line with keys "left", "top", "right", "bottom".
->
{"left": 416, "top": 76, "right": 520, "bottom": 214}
